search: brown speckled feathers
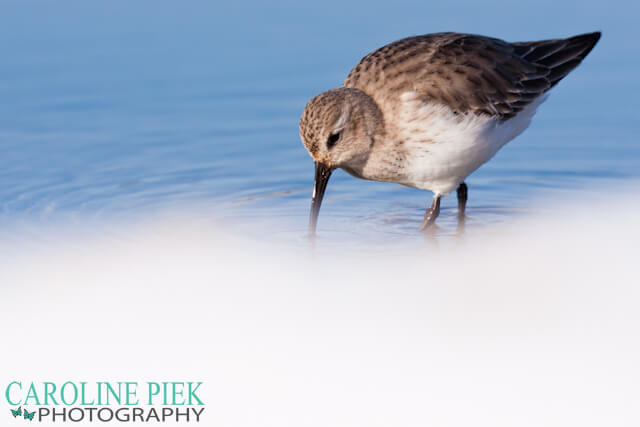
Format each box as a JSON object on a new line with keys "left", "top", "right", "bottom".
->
{"left": 344, "top": 32, "right": 600, "bottom": 120}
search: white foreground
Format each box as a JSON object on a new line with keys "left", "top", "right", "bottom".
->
{"left": 1, "top": 188, "right": 638, "bottom": 427}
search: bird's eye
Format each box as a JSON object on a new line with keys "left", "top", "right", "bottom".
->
{"left": 327, "top": 132, "right": 341, "bottom": 149}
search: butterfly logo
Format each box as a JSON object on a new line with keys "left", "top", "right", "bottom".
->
{"left": 9, "top": 406, "right": 34, "bottom": 421}
{"left": 23, "top": 409, "right": 35, "bottom": 421}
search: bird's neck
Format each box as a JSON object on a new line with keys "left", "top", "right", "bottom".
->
{"left": 341, "top": 132, "right": 408, "bottom": 183}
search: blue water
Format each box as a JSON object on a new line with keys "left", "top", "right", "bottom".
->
{"left": 1, "top": 0, "right": 639, "bottom": 243}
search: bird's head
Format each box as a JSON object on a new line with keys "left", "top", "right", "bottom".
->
{"left": 299, "top": 87, "right": 384, "bottom": 237}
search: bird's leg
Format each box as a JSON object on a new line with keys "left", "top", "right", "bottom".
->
{"left": 457, "top": 182, "right": 468, "bottom": 219}
{"left": 420, "top": 195, "right": 441, "bottom": 231}
{"left": 456, "top": 182, "right": 468, "bottom": 233}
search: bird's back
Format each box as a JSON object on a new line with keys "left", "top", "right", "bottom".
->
{"left": 343, "top": 32, "right": 601, "bottom": 120}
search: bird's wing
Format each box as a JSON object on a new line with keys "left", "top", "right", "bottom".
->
{"left": 344, "top": 32, "right": 599, "bottom": 120}
{"left": 511, "top": 32, "right": 600, "bottom": 89}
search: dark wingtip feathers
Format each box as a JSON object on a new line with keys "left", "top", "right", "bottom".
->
{"left": 549, "top": 31, "right": 600, "bottom": 87}
{"left": 571, "top": 31, "right": 601, "bottom": 53}
{"left": 567, "top": 31, "right": 601, "bottom": 63}
{"left": 513, "top": 31, "right": 601, "bottom": 89}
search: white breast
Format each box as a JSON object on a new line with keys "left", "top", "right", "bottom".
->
{"left": 395, "top": 91, "right": 547, "bottom": 195}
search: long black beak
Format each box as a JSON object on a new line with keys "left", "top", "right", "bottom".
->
{"left": 309, "top": 161, "right": 332, "bottom": 237}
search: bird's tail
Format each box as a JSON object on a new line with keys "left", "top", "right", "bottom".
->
{"left": 512, "top": 32, "right": 601, "bottom": 88}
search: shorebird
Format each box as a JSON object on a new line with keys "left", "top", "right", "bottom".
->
{"left": 299, "top": 31, "right": 600, "bottom": 235}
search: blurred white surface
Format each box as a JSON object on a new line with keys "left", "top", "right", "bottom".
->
{"left": 1, "top": 191, "right": 638, "bottom": 427}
